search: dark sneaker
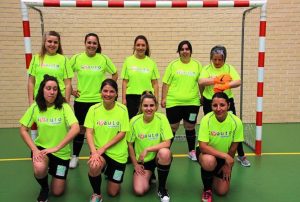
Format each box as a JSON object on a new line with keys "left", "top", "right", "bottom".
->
{"left": 37, "top": 188, "right": 49, "bottom": 202}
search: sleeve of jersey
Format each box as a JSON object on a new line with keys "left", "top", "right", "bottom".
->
{"left": 151, "top": 61, "right": 160, "bottom": 80}
{"left": 27, "top": 55, "right": 37, "bottom": 76}
{"left": 104, "top": 55, "right": 117, "bottom": 74}
{"left": 162, "top": 63, "right": 172, "bottom": 84}
{"left": 233, "top": 117, "right": 244, "bottom": 142}
{"left": 84, "top": 106, "right": 94, "bottom": 129}
{"left": 199, "top": 66, "right": 210, "bottom": 79}
{"left": 120, "top": 107, "right": 130, "bottom": 132}
{"left": 19, "top": 104, "right": 36, "bottom": 127}
{"left": 120, "top": 58, "right": 129, "bottom": 79}
{"left": 229, "top": 65, "right": 241, "bottom": 81}
{"left": 161, "top": 114, "right": 173, "bottom": 141}
{"left": 198, "top": 116, "right": 210, "bottom": 142}
{"left": 197, "top": 61, "right": 203, "bottom": 80}
{"left": 63, "top": 104, "right": 78, "bottom": 126}
{"left": 69, "top": 54, "right": 78, "bottom": 72}
{"left": 63, "top": 57, "right": 74, "bottom": 79}
{"left": 126, "top": 119, "right": 136, "bottom": 143}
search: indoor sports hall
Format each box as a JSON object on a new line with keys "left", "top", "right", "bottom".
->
{"left": 0, "top": 0, "right": 299, "bottom": 201}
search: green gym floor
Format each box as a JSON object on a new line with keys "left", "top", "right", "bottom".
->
{"left": 1, "top": 123, "right": 299, "bottom": 202}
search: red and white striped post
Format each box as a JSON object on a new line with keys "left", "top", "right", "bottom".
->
{"left": 255, "top": 3, "right": 267, "bottom": 155}
{"left": 20, "top": 0, "right": 267, "bottom": 153}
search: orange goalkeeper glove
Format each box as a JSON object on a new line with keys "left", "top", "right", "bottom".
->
{"left": 214, "top": 83, "right": 230, "bottom": 93}
{"left": 213, "top": 74, "right": 232, "bottom": 84}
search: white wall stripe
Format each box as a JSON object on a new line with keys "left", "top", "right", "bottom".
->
{"left": 258, "top": 67, "right": 264, "bottom": 82}
{"left": 156, "top": 1, "right": 172, "bottom": 7}
{"left": 124, "top": 1, "right": 140, "bottom": 7}
{"left": 24, "top": 37, "right": 32, "bottom": 54}
{"left": 61, "top": 1, "right": 76, "bottom": 7}
{"left": 259, "top": 37, "right": 266, "bottom": 52}
{"left": 256, "top": 126, "right": 262, "bottom": 140}
{"left": 219, "top": 1, "right": 234, "bottom": 7}
{"left": 187, "top": 1, "right": 203, "bottom": 7}
{"left": 92, "top": 1, "right": 108, "bottom": 7}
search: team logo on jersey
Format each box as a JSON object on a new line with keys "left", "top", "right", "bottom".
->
{"left": 176, "top": 70, "right": 196, "bottom": 76}
{"left": 41, "top": 63, "right": 60, "bottom": 70}
{"left": 81, "top": 65, "right": 102, "bottom": 71}
{"left": 130, "top": 66, "right": 150, "bottom": 73}
{"left": 138, "top": 133, "right": 159, "bottom": 140}
{"left": 210, "top": 130, "right": 232, "bottom": 138}
{"left": 97, "top": 120, "right": 120, "bottom": 128}
{"left": 38, "top": 116, "right": 62, "bottom": 125}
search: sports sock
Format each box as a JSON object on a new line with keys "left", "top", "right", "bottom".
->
{"left": 185, "top": 129, "right": 196, "bottom": 151}
{"left": 72, "top": 133, "right": 84, "bottom": 156}
{"left": 88, "top": 174, "right": 102, "bottom": 195}
{"left": 201, "top": 168, "right": 213, "bottom": 191}
{"left": 35, "top": 175, "right": 49, "bottom": 191}
{"left": 157, "top": 163, "right": 171, "bottom": 189}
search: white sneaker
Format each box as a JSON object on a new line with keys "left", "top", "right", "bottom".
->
{"left": 69, "top": 155, "right": 79, "bottom": 168}
{"left": 237, "top": 156, "right": 251, "bottom": 167}
{"left": 158, "top": 188, "right": 170, "bottom": 202}
{"left": 188, "top": 150, "right": 197, "bottom": 161}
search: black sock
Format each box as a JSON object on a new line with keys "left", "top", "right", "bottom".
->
{"left": 157, "top": 163, "right": 171, "bottom": 190}
{"left": 88, "top": 174, "right": 102, "bottom": 195}
{"left": 73, "top": 134, "right": 84, "bottom": 156}
{"left": 35, "top": 175, "right": 49, "bottom": 191}
{"left": 237, "top": 142, "right": 245, "bottom": 156}
{"left": 185, "top": 129, "right": 196, "bottom": 152}
{"left": 201, "top": 168, "right": 213, "bottom": 191}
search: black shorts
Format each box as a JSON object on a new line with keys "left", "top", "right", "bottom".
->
{"left": 166, "top": 105, "right": 200, "bottom": 124}
{"left": 74, "top": 101, "right": 99, "bottom": 125}
{"left": 202, "top": 96, "right": 236, "bottom": 115}
{"left": 196, "top": 147, "right": 225, "bottom": 179}
{"left": 140, "top": 158, "right": 157, "bottom": 173}
{"left": 126, "top": 94, "right": 141, "bottom": 119}
{"left": 102, "top": 153, "right": 126, "bottom": 184}
{"left": 33, "top": 146, "right": 70, "bottom": 179}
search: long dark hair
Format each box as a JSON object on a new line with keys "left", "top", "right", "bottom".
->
{"left": 177, "top": 40, "right": 193, "bottom": 55}
{"left": 35, "top": 74, "right": 65, "bottom": 111}
{"left": 85, "top": 33, "right": 102, "bottom": 53}
{"left": 133, "top": 35, "right": 151, "bottom": 56}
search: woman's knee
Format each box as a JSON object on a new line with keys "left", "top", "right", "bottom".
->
{"left": 157, "top": 148, "right": 172, "bottom": 164}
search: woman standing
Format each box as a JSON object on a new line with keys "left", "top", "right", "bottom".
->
{"left": 84, "top": 79, "right": 129, "bottom": 202}
{"left": 28, "top": 30, "right": 73, "bottom": 105}
{"left": 161, "top": 40, "right": 203, "bottom": 161}
{"left": 19, "top": 75, "right": 79, "bottom": 202}
{"left": 121, "top": 35, "right": 160, "bottom": 119}
{"left": 69, "top": 33, "right": 118, "bottom": 169}
{"left": 197, "top": 92, "right": 244, "bottom": 202}
{"left": 127, "top": 91, "right": 173, "bottom": 202}
{"left": 199, "top": 45, "right": 250, "bottom": 167}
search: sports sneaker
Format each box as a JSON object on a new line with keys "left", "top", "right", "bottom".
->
{"left": 37, "top": 188, "right": 49, "bottom": 202}
{"left": 157, "top": 188, "right": 170, "bottom": 202}
{"left": 188, "top": 150, "right": 197, "bottom": 161}
{"left": 201, "top": 189, "right": 212, "bottom": 202}
{"left": 90, "top": 193, "right": 103, "bottom": 202}
{"left": 237, "top": 156, "right": 251, "bottom": 167}
{"left": 69, "top": 155, "right": 79, "bottom": 168}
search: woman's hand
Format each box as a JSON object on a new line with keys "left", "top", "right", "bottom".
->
{"left": 72, "top": 89, "right": 80, "bottom": 98}
{"left": 138, "top": 149, "right": 148, "bottom": 163}
{"left": 219, "top": 164, "right": 232, "bottom": 182}
{"left": 134, "top": 163, "right": 145, "bottom": 176}
{"left": 32, "top": 149, "right": 46, "bottom": 163}
{"left": 88, "top": 152, "right": 103, "bottom": 168}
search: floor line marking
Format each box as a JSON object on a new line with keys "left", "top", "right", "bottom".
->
{"left": 1, "top": 152, "right": 300, "bottom": 162}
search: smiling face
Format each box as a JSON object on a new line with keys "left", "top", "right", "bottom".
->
{"left": 85, "top": 35, "right": 98, "bottom": 57}
{"left": 211, "top": 53, "right": 225, "bottom": 68}
{"left": 179, "top": 43, "right": 191, "bottom": 62}
{"left": 211, "top": 97, "right": 230, "bottom": 122}
{"left": 141, "top": 97, "right": 157, "bottom": 120}
{"left": 45, "top": 35, "right": 59, "bottom": 55}
{"left": 101, "top": 84, "right": 117, "bottom": 107}
{"left": 134, "top": 39, "right": 147, "bottom": 58}
{"left": 43, "top": 80, "right": 58, "bottom": 106}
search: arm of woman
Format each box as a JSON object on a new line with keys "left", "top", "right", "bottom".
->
{"left": 64, "top": 78, "right": 72, "bottom": 103}
{"left": 161, "top": 83, "right": 169, "bottom": 108}
{"left": 28, "top": 75, "right": 35, "bottom": 105}
{"left": 111, "top": 72, "right": 118, "bottom": 81}
{"left": 198, "top": 77, "right": 215, "bottom": 87}
{"left": 97, "top": 131, "right": 126, "bottom": 156}
{"left": 43, "top": 123, "right": 80, "bottom": 154}
{"left": 128, "top": 142, "right": 145, "bottom": 175}
{"left": 151, "top": 79, "right": 159, "bottom": 101}
{"left": 228, "top": 79, "right": 241, "bottom": 89}
{"left": 138, "top": 140, "right": 171, "bottom": 162}
{"left": 199, "top": 141, "right": 234, "bottom": 167}
{"left": 122, "top": 79, "right": 128, "bottom": 105}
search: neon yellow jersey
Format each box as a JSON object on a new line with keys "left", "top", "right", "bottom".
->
{"left": 84, "top": 102, "right": 130, "bottom": 163}
{"left": 127, "top": 113, "right": 173, "bottom": 162}
{"left": 198, "top": 112, "right": 244, "bottom": 153}
{"left": 70, "top": 52, "right": 117, "bottom": 102}
{"left": 162, "top": 58, "right": 202, "bottom": 108}
{"left": 121, "top": 55, "right": 160, "bottom": 94}
{"left": 200, "top": 63, "right": 240, "bottom": 99}
{"left": 19, "top": 103, "right": 78, "bottom": 160}
{"left": 28, "top": 54, "right": 73, "bottom": 98}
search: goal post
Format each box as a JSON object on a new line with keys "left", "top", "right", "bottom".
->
{"left": 19, "top": 0, "right": 267, "bottom": 155}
